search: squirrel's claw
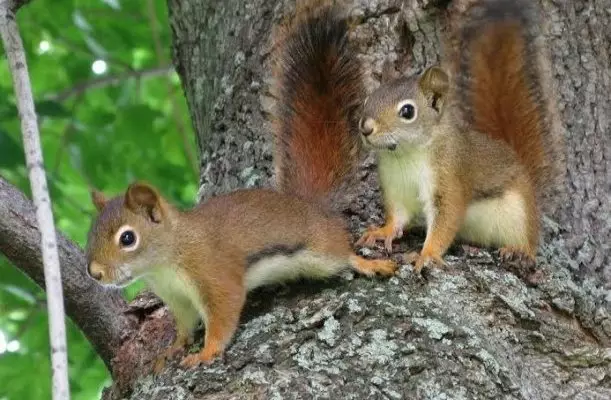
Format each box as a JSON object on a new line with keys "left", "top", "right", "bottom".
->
{"left": 180, "top": 341, "right": 222, "bottom": 369}
{"left": 407, "top": 250, "right": 446, "bottom": 274}
{"left": 356, "top": 224, "right": 402, "bottom": 252}
{"left": 350, "top": 255, "right": 398, "bottom": 277}
{"left": 499, "top": 247, "right": 535, "bottom": 266}
{"left": 499, "top": 247, "right": 543, "bottom": 285}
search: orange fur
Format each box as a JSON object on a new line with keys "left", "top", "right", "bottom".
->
{"left": 356, "top": 211, "right": 405, "bottom": 252}
{"left": 87, "top": 185, "right": 398, "bottom": 370}
{"left": 468, "top": 24, "right": 545, "bottom": 188}
{"left": 272, "top": 2, "right": 364, "bottom": 208}
{"left": 455, "top": 0, "right": 560, "bottom": 202}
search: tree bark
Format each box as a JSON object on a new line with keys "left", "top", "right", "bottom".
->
{"left": 98, "top": 0, "right": 611, "bottom": 398}
{"left": 541, "top": 0, "right": 611, "bottom": 284}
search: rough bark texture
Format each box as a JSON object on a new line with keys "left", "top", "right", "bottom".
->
{"left": 96, "top": 0, "right": 611, "bottom": 398}
{"left": 543, "top": 0, "right": 611, "bottom": 284}
{"left": 0, "top": 177, "right": 133, "bottom": 370}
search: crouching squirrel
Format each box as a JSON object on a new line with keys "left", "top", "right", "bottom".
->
{"left": 85, "top": 2, "right": 397, "bottom": 371}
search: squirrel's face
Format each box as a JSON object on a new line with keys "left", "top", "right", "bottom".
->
{"left": 359, "top": 66, "right": 450, "bottom": 151}
{"left": 86, "top": 182, "right": 173, "bottom": 288}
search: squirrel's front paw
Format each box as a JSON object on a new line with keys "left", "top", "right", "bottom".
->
{"left": 356, "top": 224, "right": 402, "bottom": 252}
{"left": 407, "top": 250, "right": 445, "bottom": 274}
{"left": 180, "top": 341, "right": 222, "bottom": 369}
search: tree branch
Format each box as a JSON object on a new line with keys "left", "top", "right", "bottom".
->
{"left": 0, "top": 177, "right": 133, "bottom": 371}
{"left": 47, "top": 65, "right": 174, "bottom": 102}
{"left": 0, "top": 2, "right": 71, "bottom": 397}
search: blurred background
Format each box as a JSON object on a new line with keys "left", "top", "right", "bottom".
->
{"left": 0, "top": 0, "right": 198, "bottom": 398}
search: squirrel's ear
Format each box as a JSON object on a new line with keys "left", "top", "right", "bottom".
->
{"left": 418, "top": 66, "right": 449, "bottom": 97}
{"left": 125, "top": 182, "right": 163, "bottom": 223}
{"left": 91, "top": 190, "right": 108, "bottom": 212}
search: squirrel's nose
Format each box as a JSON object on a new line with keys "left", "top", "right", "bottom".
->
{"left": 359, "top": 118, "right": 375, "bottom": 137}
{"left": 88, "top": 261, "right": 105, "bottom": 281}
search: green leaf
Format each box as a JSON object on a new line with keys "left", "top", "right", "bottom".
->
{"left": 0, "top": 0, "right": 195, "bottom": 397}
{"left": 0, "top": 129, "right": 24, "bottom": 168}
{"left": 0, "top": 285, "right": 36, "bottom": 305}
{"left": 36, "top": 100, "right": 71, "bottom": 117}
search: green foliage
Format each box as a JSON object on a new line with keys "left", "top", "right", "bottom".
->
{"left": 0, "top": 0, "right": 198, "bottom": 398}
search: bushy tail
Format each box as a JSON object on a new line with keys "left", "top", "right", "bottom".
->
{"left": 454, "top": 0, "right": 563, "bottom": 204}
{"left": 271, "top": 2, "right": 365, "bottom": 210}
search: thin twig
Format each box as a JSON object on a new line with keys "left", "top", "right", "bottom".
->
{"left": 147, "top": 0, "right": 199, "bottom": 176}
{"left": 0, "top": 2, "right": 70, "bottom": 399}
{"left": 47, "top": 64, "right": 173, "bottom": 102}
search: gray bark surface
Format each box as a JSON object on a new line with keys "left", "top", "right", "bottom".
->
{"left": 102, "top": 0, "right": 611, "bottom": 399}
{"left": 542, "top": 0, "right": 611, "bottom": 284}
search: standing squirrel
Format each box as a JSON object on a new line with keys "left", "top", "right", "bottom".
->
{"left": 356, "top": 0, "right": 563, "bottom": 273}
{"left": 86, "top": 3, "right": 397, "bottom": 371}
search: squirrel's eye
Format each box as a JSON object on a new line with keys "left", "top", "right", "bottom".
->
{"left": 119, "top": 230, "right": 136, "bottom": 247}
{"left": 399, "top": 103, "right": 416, "bottom": 121}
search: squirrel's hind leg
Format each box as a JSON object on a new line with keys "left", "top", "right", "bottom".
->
{"left": 309, "top": 219, "right": 399, "bottom": 277}
{"left": 349, "top": 255, "right": 398, "bottom": 277}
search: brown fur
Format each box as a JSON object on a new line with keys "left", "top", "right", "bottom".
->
{"left": 87, "top": 184, "right": 397, "bottom": 369}
{"left": 455, "top": 0, "right": 564, "bottom": 207}
{"left": 357, "top": 0, "right": 561, "bottom": 271}
{"left": 271, "top": 1, "right": 364, "bottom": 210}
{"left": 86, "top": 2, "right": 395, "bottom": 371}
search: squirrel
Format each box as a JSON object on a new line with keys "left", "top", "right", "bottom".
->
{"left": 355, "top": 0, "right": 563, "bottom": 274}
{"left": 85, "top": 2, "right": 397, "bottom": 371}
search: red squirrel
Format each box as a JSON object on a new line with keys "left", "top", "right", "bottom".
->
{"left": 356, "top": 0, "right": 563, "bottom": 273}
{"left": 86, "top": 3, "right": 397, "bottom": 371}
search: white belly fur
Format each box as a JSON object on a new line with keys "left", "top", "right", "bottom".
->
{"left": 459, "top": 190, "right": 529, "bottom": 248}
{"left": 379, "top": 149, "right": 528, "bottom": 249}
{"left": 140, "top": 250, "right": 348, "bottom": 328}
{"left": 144, "top": 266, "right": 206, "bottom": 330}
{"left": 378, "top": 150, "right": 434, "bottom": 228}
{"left": 245, "top": 250, "right": 346, "bottom": 291}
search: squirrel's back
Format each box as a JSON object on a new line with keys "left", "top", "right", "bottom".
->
{"left": 454, "top": 0, "right": 563, "bottom": 204}
{"left": 271, "top": 2, "right": 365, "bottom": 210}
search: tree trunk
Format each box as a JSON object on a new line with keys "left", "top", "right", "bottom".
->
{"left": 107, "top": 0, "right": 611, "bottom": 397}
